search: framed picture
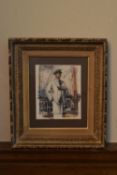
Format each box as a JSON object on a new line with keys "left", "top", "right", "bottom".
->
{"left": 9, "top": 38, "right": 107, "bottom": 148}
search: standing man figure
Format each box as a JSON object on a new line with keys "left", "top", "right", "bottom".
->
{"left": 46, "top": 69, "right": 66, "bottom": 119}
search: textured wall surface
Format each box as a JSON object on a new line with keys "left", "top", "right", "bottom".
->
{"left": 0, "top": 0, "right": 116, "bottom": 142}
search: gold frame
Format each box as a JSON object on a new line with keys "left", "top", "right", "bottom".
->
{"left": 9, "top": 38, "right": 107, "bottom": 148}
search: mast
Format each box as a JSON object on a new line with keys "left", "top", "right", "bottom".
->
{"left": 72, "top": 66, "right": 77, "bottom": 97}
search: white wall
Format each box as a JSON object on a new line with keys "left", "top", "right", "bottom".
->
{"left": 0, "top": 0, "right": 116, "bottom": 142}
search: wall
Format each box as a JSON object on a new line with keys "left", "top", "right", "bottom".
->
{"left": 0, "top": 0, "right": 116, "bottom": 142}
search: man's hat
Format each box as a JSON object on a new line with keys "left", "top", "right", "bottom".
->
{"left": 53, "top": 69, "right": 62, "bottom": 74}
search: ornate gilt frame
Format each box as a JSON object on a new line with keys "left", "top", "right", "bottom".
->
{"left": 9, "top": 38, "right": 107, "bottom": 148}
